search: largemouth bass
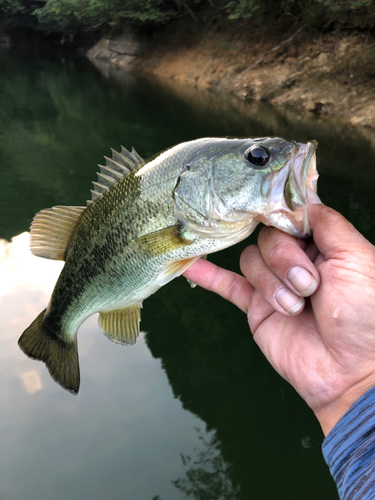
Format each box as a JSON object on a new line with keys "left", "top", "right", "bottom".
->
{"left": 19, "top": 137, "right": 318, "bottom": 395}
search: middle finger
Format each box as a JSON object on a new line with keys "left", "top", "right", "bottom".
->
{"left": 257, "top": 226, "right": 320, "bottom": 298}
{"left": 241, "top": 244, "right": 305, "bottom": 316}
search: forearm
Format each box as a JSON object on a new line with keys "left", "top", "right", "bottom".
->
{"left": 322, "top": 386, "right": 375, "bottom": 500}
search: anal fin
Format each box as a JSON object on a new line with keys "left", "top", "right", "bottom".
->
{"left": 99, "top": 304, "right": 142, "bottom": 346}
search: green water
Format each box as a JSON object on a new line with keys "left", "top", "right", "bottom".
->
{"left": 1, "top": 48, "right": 375, "bottom": 500}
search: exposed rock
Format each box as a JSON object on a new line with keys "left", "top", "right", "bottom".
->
{"left": 87, "top": 33, "right": 150, "bottom": 68}
{"left": 316, "top": 52, "right": 329, "bottom": 65}
{"left": 0, "top": 32, "right": 12, "bottom": 49}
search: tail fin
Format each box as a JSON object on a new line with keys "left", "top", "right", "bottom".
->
{"left": 18, "top": 309, "right": 80, "bottom": 395}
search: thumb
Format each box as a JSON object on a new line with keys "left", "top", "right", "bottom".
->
{"left": 307, "top": 204, "right": 369, "bottom": 259}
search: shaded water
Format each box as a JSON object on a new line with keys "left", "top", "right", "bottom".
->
{"left": 1, "top": 49, "right": 375, "bottom": 500}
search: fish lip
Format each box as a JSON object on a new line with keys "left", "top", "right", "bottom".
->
{"left": 293, "top": 140, "right": 318, "bottom": 206}
{"left": 292, "top": 141, "right": 318, "bottom": 236}
{"left": 258, "top": 141, "right": 318, "bottom": 238}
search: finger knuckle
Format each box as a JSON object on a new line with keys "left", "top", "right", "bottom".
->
{"left": 266, "top": 242, "right": 293, "bottom": 270}
{"left": 249, "top": 267, "right": 274, "bottom": 291}
{"left": 225, "top": 272, "right": 240, "bottom": 303}
{"left": 240, "top": 245, "right": 259, "bottom": 269}
{"left": 258, "top": 225, "right": 276, "bottom": 246}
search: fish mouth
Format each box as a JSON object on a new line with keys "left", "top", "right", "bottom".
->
{"left": 259, "top": 141, "right": 319, "bottom": 237}
{"left": 286, "top": 140, "right": 319, "bottom": 236}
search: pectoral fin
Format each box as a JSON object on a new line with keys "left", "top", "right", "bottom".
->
{"left": 136, "top": 225, "right": 192, "bottom": 256}
{"left": 137, "top": 226, "right": 197, "bottom": 286}
{"left": 99, "top": 304, "right": 142, "bottom": 346}
{"left": 156, "top": 257, "right": 199, "bottom": 287}
{"left": 186, "top": 254, "right": 207, "bottom": 288}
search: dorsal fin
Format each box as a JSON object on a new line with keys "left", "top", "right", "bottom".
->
{"left": 87, "top": 146, "right": 145, "bottom": 206}
{"left": 30, "top": 205, "right": 85, "bottom": 260}
{"left": 131, "top": 147, "right": 145, "bottom": 166}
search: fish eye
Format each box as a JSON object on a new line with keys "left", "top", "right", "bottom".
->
{"left": 244, "top": 145, "right": 270, "bottom": 168}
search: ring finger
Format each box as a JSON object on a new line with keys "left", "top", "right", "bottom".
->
{"left": 241, "top": 244, "right": 306, "bottom": 316}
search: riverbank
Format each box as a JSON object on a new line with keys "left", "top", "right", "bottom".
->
{"left": 87, "top": 22, "right": 375, "bottom": 140}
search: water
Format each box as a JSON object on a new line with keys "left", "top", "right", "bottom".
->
{"left": 1, "top": 48, "right": 375, "bottom": 500}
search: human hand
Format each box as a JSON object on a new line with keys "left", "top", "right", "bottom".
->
{"left": 183, "top": 204, "right": 375, "bottom": 435}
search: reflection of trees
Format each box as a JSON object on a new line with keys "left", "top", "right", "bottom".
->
{"left": 144, "top": 249, "right": 339, "bottom": 500}
{"left": 4, "top": 49, "right": 375, "bottom": 243}
{"left": 0, "top": 54, "right": 168, "bottom": 240}
{"left": 3, "top": 48, "right": 375, "bottom": 499}
{"left": 1, "top": 52, "right": 247, "bottom": 240}
{"left": 173, "top": 428, "right": 240, "bottom": 500}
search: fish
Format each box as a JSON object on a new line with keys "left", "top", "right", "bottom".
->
{"left": 18, "top": 137, "right": 318, "bottom": 395}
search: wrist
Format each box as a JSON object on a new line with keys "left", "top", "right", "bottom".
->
{"left": 314, "top": 376, "right": 375, "bottom": 436}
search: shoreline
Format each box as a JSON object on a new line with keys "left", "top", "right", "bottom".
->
{"left": 87, "top": 24, "right": 375, "bottom": 144}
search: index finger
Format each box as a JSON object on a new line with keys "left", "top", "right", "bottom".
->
{"left": 183, "top": 258, "right": 253, "bottom": 313}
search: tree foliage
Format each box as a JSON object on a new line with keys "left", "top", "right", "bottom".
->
{"left": 1, "top": 0, "right": 375, "bottom": 35}
{"left": 224, "top": 0, "right": 375, "bottom": 26}
{"left": 0, "top": 0, "right": 42, "bottom": 29}
{"left": 33, "top": 0, "right": 177, "bottom": 33}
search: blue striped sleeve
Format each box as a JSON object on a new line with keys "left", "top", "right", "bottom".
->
{"left": 322, "top": 386, "right": 375, "bottom": 500}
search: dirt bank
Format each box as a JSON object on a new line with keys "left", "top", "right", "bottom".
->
{"left": 132, "top": 28, "right": 375, "bottom": 126}
{"left": 88, "top": 23, "right": 375, "bottom": 140}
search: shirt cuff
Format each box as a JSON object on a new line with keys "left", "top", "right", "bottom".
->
{"left": 322, "top": 385, "right": 375, "bottom": 499}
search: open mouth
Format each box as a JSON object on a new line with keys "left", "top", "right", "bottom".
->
{"left": 285, "top": 141, "right": 319, "bottom": 236}
{"left": 295, "top": 141, "right": 318, "bottom": 203}
{"left": 260, "top": 140, "right": 319, "bottom": 238}
{"left": 286, "top": 141, "right": 318, "bottom": 210}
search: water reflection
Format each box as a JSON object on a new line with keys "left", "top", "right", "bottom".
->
{"left": 3, "top": 49, "right": 375, "bottom": 499}
{"left": 0, "top": 232, "right": 63, "bottom": 297}
{"left": 0, "top": 232, "right": 211, "bottom": 500}
{"left": 144, "top": 266, "right": 338, "bottom": 499}
{"left": 173, "top": 428, "right": 241, "bottom": 500}
{"left": 20, "top": 370, "right": 43, "bottom": 394}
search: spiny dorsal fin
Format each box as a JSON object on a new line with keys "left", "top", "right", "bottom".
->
{"left": 99, "top": 304, "right": 142, "bottom": 346}
{"left": 30, "top": 205, "right": 85, "bottom": 261}
{"left": 88, "top": 146, "right": 145, "bottom": 206}
{"left": 131, "top": 147, "right": 145, "bottom": 166}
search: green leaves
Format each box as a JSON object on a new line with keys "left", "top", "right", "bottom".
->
{"left": 2, "top": 0, "right": 375, "bottom": 39}
{"left": 225, "top": 0, "right": 260, "bottom": 20}
{"left": 33, "top": 0, "right": 178, "bottom": 33}
{"left": 223, "top": 0, "right": 375, "bottom": 25}
{"left": 0, "top": 0, "right": 40, "bottom": 29}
